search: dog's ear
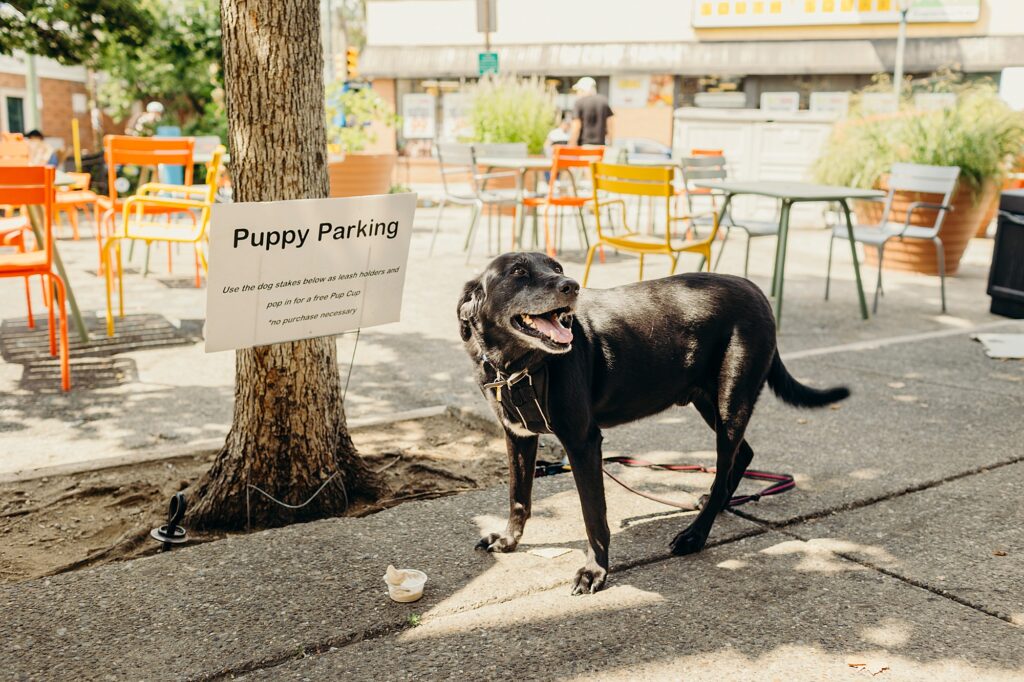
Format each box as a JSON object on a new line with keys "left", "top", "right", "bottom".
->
{"left": 457, "top": 277, "right": 484, "bottom": 342}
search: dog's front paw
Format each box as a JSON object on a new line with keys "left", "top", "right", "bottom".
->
{"left": 571, "top": 563, "right": 608, "bottom": 595}
{"left": 475, "top": 532, "right": 519, "bottom": 553}
{"left": 669, "top": 526, "right": 708, "bottom": 556}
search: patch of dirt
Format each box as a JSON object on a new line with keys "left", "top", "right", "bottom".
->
{"left": 0, "top": 413, "right": 533, "bottom": 584}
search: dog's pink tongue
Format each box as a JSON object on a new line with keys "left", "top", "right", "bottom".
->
{"left": 533, "top": 314, "right": 573, "bottom": 344}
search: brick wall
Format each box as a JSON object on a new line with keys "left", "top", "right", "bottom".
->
{"left": 0, "top": 73, "right": 99, "bottom": 153}
{"left": 38, "top": 78, "right": 93, "bottom": 151}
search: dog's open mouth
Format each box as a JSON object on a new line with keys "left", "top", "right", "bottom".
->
{"left": 512, "top": 307, "right": 574, "bottom": 349}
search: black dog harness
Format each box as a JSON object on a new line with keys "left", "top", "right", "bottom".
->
{"left": 481, "top": 362, "right": 553, "bottom": 434}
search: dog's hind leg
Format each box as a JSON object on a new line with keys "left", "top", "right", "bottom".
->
{"left": 670, "top": 391, "right": 754, "bottom": 557}
{"left": 476, "top": 431, "right": 538, "bottom": 553}
{"left": 689, "top": 395, "right": 756, "bottom": 502}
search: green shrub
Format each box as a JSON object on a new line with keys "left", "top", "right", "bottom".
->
{"left": 324, "top": 84, "right": 398, "bottom": 153}
{"left": 813, "top": 76, "right": 1024, "bottom": 201}
{"left": 468, "top": 75, "right": 558, "bottom": 154}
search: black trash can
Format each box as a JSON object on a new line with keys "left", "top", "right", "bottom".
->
{"left": 987, "top": 189, "right": 1024, "bottom": 319}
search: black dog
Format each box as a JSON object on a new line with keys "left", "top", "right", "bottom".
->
{"left": 458, "top": 252, "right": 849, "bottom": 594}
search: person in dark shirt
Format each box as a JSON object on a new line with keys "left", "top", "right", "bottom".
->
{"left": 570, "top": 77, "right": 614, "bottom": 147}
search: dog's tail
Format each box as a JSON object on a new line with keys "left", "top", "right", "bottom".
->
{"left": 767, "top": 351, "right": 850, "bottom": 408}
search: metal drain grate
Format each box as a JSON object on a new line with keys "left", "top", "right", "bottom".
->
{"left": 19, "top": 357, "right": 138, "bottom": 391}
{"left": 157, "top": 276, "right": 207, "bottom": 289}
{"left": 0, "top": 313, "right": 203, "bottom": 364}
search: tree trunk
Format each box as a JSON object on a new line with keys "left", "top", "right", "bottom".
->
{"left": 187, "top": 0, "right": 384, "bottom": 530}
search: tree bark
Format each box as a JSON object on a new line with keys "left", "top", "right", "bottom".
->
{"left": 187, "top": 0, "right": 383, "bottom": 530}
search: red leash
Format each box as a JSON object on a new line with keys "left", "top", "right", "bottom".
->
{"left": 603, "top": 456, "right": 795, "bottom": 508}
{"left": 534, "top": 456, "right": 796, "bottom": 510}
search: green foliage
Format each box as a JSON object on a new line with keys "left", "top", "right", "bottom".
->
{"left": 468, "top": 75, "right": 558, "bottom": 155}
{"left": 814, "top": 74, "right": 1024, "bottom": 200}
{"left": 97, "top": 0, "right": 223, "bottom": 131}
{"left": 0, "top": 0, "right": 156, "bottom": 66}
{"left": 324, "top": 83, "right": 398, "bottom": 153}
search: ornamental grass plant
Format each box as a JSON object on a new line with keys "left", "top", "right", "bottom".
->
{"left": 468, "top": 75, "right": 559, "bottom": 154}
{"left": 813, "top": 75, "right": 1024, "bottom": 202}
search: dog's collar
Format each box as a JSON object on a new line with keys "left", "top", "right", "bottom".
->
{"left": 481, "top": 361, "right": 553, "bottom": 435}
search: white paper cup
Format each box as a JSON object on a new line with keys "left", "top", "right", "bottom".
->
{"left": 384, "top": 568, "right": 427, "bottom": 603}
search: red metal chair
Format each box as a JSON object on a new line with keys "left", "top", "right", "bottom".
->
{"left": 0, "top": 166, "right": 70, "bottom": 390}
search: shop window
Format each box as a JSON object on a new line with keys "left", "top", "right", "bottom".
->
{"left": 3, "top": 94, "right": 26, "bottom": 134}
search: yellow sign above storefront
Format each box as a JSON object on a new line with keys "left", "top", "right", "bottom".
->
{"left": 693, "top": 0, "right": 980, "bottom": 27}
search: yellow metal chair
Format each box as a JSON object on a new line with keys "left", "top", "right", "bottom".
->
{"left": 582, "top": 162, "right": 719, "bottom": 286}
{"left": 102, "top": 145, "right": 226, "bottom": 335}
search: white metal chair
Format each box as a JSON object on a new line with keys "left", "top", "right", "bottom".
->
{"left": 825, "top": 163, "right": 960, "bottom": 313}
{"left": 429, "top": 142, "right": 523, "bottom": 260}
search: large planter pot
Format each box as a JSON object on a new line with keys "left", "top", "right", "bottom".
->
{"left": 328, "top": 153, "right": 397, "bottom": 198}
{"left": 853, "top": 179, "right": 999, "bottom": 277}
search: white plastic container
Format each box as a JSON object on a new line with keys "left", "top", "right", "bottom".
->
{"left": 383, "top": 565, "right": 428, "bottom": 603}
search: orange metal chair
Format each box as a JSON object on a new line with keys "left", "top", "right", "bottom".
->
{"left": 102, "top": 145, "right": 226, "bottom": 335}
{"left": 0, "top": 212, "right": 37, "bottom": 323}
{"left": 522, "top": 146, "right": 605, "bottom": 256}
{"left": 55, "top": 172, "right": 99, "bottom": 240}
{"left": 0, "top": 166, "right": 70, "bottom": 390}
{"left": 0, "top": 139, "right": 30, "bottom": 164}
{"left": 583, "top": 162, "right": 719, "bottom": 286}
{"left": 0, "top": 140, "right": 32, "bottom": 217}
{"left": 97, "top": 135, "right": 195, "bottom": 272}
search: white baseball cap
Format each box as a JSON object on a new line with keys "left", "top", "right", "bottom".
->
{"left": 146, "top": 101, "right": 165, "bottom": 114}
{"left": 571, "top": 77, "right": 597, "bottom": 92}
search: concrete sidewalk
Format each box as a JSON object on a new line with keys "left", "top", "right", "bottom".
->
{"left": 1, "top": 204, "right": 1022, "bottom": 680}
{"left": 3, "top": 328, "right": 1022, "bottom": 680}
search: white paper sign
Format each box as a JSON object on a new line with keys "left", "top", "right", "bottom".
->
{"left": 861, "top": 92, "right": 898, "bottom": 115}
{"left": 810, "top": 91, "right": 850, "bottom": 115}
{"left": 402, "top": 93, "right": 436, "bottom": 139}
{"left": 205, "top": 193, "right": 417, "bottom": 352}
{"left": 914, "top": 92, "right": 956, "bottom": 111}
{"left": 441, "top": 93, "right": 473, "bottom": 141}
{"left": 610, "top": 75, "right": 650, "bottom": 109}
{"left": 760, "top": 91, "right": 800, "bottom": 112}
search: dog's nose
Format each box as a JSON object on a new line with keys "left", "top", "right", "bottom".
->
{"left": 559, "top": 278, "right": 580, "bottom": 296}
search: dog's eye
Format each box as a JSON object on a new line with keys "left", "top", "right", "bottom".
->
{"left": 552, "top": 265, "right": 563, "bottom": 274}
{"left": 511, "top": 266, "right": 527, "bottom": 277}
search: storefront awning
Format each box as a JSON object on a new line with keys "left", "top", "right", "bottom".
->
{"left": 362, "top": 36, "right": 1023, "bottom": 79}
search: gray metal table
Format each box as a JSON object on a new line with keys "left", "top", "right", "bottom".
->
{"left": 692, "top": 180, "right": 885, "bottom": 328}
{"left": 475, "top": 157, "right": 554, "bottom": 250}
{"left": 474, "top": 156, "right": 552, "bottom": 171}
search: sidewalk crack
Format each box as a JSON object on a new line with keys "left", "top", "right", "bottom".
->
{"left": 731, "top": 453, "right": 1024, "bottom": 530}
